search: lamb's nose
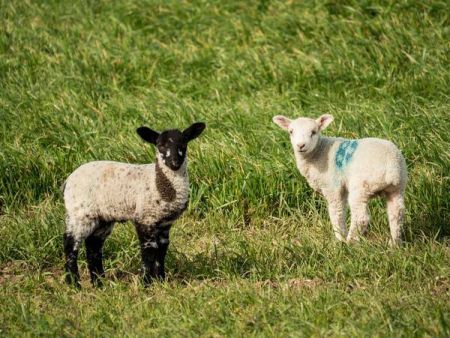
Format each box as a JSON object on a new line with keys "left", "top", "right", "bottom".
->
{"left": 298, "top": 144, "right": 305, "bottom": 150}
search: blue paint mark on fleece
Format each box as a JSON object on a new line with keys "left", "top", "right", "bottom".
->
{"left": 335, "top": 140, "right": 358, "bottom": 171}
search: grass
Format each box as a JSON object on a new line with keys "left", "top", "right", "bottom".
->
{"left": 1, "top": 0, "right": 449, "bottom": 336}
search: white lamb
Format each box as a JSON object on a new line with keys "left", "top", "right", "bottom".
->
{"left": 273, "top": 114, "right": 407, "bottom": 245}
{"left": 62, "top": 122, "right": 206, "bottom": 287}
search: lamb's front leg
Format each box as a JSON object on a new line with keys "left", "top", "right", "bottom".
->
{"left": 154, "top": 225, "right": 172, "bottom": 279}
{"left": 135, "top": 224, "right": 159, "bottom": 285}
{"left": 325, "top": 193, "right": 348, "bottom": 242}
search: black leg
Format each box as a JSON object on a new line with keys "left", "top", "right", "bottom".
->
{"left": 63, "top": 232, "right": 80, "bottom": 288}
{"left": 85, "top": 221, "right": 113, "bottom": 287}
{"left": 85, "top": 234, "right": 106, "bottom": 287}
{"left": 155, "top": 226, "right": 171, "bottom": 280}
{"left": 135, "top": 224, "right": 159, "bottom": 285}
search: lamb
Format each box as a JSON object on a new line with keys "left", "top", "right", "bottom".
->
{"left": 272, "top": 114, "right": 407, "bottom": 246}
{"left": 62, "top": 122, "right": 206, "bottom": 287}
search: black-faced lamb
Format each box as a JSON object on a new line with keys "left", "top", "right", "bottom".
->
{"left": 273, "top": 114, "right": 407, "bottom": 246}
{"left": 63, "top": 122, "right": 206, "bottom": 287}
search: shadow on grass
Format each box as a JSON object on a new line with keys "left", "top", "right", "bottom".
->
{"left": 169, "top": 250, "right": 253, "bottom": 282}
{"left": 405, "top": 201, "right": 450, "bottom": 242}
{"left": 369, "top": 193, "right": 449, "bottom": 243}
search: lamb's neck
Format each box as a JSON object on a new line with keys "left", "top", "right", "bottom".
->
{"left": 155, "top": 158, "right": 189, "bottom": 204}
{"left": 156, "top": 160, "right": 188, "bottom": 184}
{"left": 294, "top": 137, "right": 332, "bottom": 177}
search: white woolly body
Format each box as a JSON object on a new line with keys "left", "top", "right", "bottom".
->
{"left": 294, "top": 136, "right": 407, "bottom": 244}
{"left": 64, "top": 153, "right": 189, "bottom": 243}
{"left": 273, "top": 114, "right": 408, "bottom": 245}
{"left": 295, "top": 137, "right": 407, "bottom": 197}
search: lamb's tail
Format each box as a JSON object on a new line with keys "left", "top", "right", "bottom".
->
{"left": 385, "top": 151, "right": 407, "bottom": 192}
{"left": 60, "top": 180, "right": 67, "bottom": 195}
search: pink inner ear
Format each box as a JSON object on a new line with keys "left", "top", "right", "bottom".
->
{"left": 280, "top": 119, "right": 290, "bottom": 128}
{"left": 319, "top": 115, "right": 331, "bottom": 129}
{"left": 274, "top": 116, "right": 290, "bottom": 129}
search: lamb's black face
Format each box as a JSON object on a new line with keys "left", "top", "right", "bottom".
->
{"left": 156, "top": 130, "right": 187, "bottom": 170}
{"left": 137, "top": 122, "right": 206, "bottom": 171}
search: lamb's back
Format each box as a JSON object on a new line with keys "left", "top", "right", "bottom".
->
{"left": 64, "top": 161, "right": 156, "bottom": 220}
{"left": 346, "top": 138, "right": 406, "bottom": 191}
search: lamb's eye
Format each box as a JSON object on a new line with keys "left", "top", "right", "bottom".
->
{"left": 289, "top": 130, "right": 293, "bottom": 135}
{"left": 311, "top": 130, "right": 317, "bottom": 136}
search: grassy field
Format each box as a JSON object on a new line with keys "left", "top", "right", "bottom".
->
{"left": 1, "top": 0, "right": 449, "bottom": 336}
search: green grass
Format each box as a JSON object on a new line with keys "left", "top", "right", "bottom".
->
{"left": 1, "top": 0, "right": 449, "bottom": 336}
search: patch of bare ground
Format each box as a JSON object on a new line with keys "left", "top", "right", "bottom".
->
{"left": 0, "top": 261, "right": 28, "bottom": 284}
{"left": 430, "top": 276, "right": 450, "bottom": 300}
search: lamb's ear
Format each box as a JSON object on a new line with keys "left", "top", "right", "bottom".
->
{"left": 183, "top": 122, "right": 206, "bottom": 141}
{"left": 137, "top": 126, "right": 159, "bottom": 145}
{"left": 316, "top": 114, "right": 334, "bottom": 131}
{"left": 272, "top": 115, "right": 291, "bottom": 131}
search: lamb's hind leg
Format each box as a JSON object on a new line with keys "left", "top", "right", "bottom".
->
{"left": 347, "top": 192, "right": 370, "bottom": 243}
{"left": 64, "top": 215, "right": 98, "bottom": 287}
{"left": 85, "top": 221, "right": 114, "bottom": 287}
{"left": 386, "top": 191, "right": 405, "bottom": 246}
{"left": 63, "top": 231, "right": 81, "bottom": 288}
